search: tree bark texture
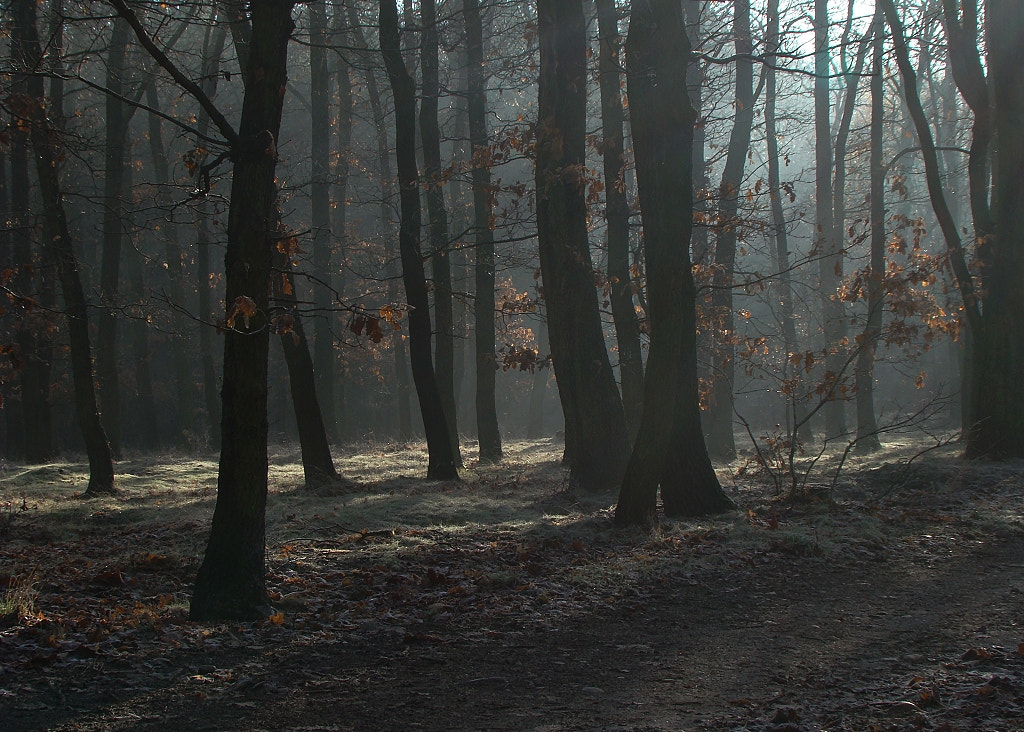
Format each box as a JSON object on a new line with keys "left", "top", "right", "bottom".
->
{"left": 537, "top": 0, "right": 629, "bottom": 492}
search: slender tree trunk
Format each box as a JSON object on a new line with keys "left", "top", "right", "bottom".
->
{"left": 14, "top": 0, "right": 115, "bottom": 494}
{"left": 705, "top": 0, "right": 754, "bottom": 462}
{"left": 196, "top": 20, "right": 228, "bottom": 447}
{"left": 379, "top": 0, "right": 458, "bottom": 479}
{"left": 190, "top": 0, "right": 298, "bottom": 621}
{"left": 854, "top": 11, "right": 884, "bottom": 453}
{"left": 815, "top": 0, "right": 846, "bottom": 441}
{"left": 329, "top": 6, "right": 354, "bottom": 441}
{"left": 422, "top": 0, "right": 462, "bottom": 465}
{"left": 272, "top": 245, "right": 341, "bottom": 486}
{"left": 464, "top": 0, "right": 503, "bottom": 463}
{"left": 145, "top": 80, "right": 197, "bottom": 443}
{"left": 347, "top": 2, "right": 412, "bottom": 440}
{"left": 537, "top": 0, "right": 628, "bottom": 492}
{"left": 765, "top": 0, "right": 812, "bottom": 449}
{"left": 595, "top": 0, "right": 643, "bottom": 445}
{"left": 615, "top": 0, "right": 732, "bottom": 525}
{"left": 685, "top": 0, "right": 711, "bottom": 268}
{"left": 96, "top": 18, "right": 131, "bottom": 458}
{"left": 309, "top": 0, "right": 337, "bottom": 442}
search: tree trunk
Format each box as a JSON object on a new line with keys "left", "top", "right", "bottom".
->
{"left": 854, "top": 11, "right": 884, "bottom": 453}
{"left": 145, "top": 80, "right": 197, "bottom": 444}
{"left": 464, "top": 0, "right": 503, "bottom": 463}
{"left": 379, "top": 0, "right": 458, "bottom": 479}
{"left": 765, "top": 0, "right": 812, "bottom": 449}
{"left": 96, "top": 18, "right": 131, "bottom": 459}
{"left": 14, "top": 0, "right": 115, "bottom": 494}
{"left": 422, "top": 0, "right": 462, "bottom": 466}
{"left": 309, "top": 0, "right": 337, "bottom": 442}
{"left": 815, "top": 0, "right": 846, "bottom": 441}
{"left": 196, "top": 20, "right": 228, "bottom": 447}
{"left": 705, "top": 0, "right": 754, "bottom": 462}
{"left": 537, "top": 0, "right": 628, "bottom": 492}
{"left": 969, "top": 0, "right": 1024, "bottom": 458}
{"left": 615, "top": 0, "right": 732, "bottom": 525}
{"left": 595, "top": 0, "right": 643, "bottom": 445}
{"left": 190, "top": 0, "right": 297, "bottom": 621}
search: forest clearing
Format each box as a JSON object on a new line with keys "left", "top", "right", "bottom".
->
{"left": 1, "top": 438, "right": 1022, "bottom": 731}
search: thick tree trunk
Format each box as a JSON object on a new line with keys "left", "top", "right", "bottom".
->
{"left": 464, "top": 0, "right": 503, "bottom": 463}
{"left": 595, "top": 0, "right": 642, "bottom": 445}
{"left": 854, "top": 11, "right": 884, "bottom": 453}
{"left": 422, "top": 0, "right": 462, "bottom": 466}
{"left": 705, "top": 0, "right": 754, "bottom": 462}
{"left": 9, "top": 35, "right": 53, "bottom": 462}
{"left": 190, "top": 0, "right": 296, "bottom": 621}
{"left": 14, "top": 0, "right": 115, "bottom": 494}
{"left": 968, "top": 0, "right": 1024, "bottom": 458}
{"left": 537, "top": 0, "right": 628, "bottom": 492}
{"left": 379, "top": 0, "right": 458, "bottom": 479}
{"left": 615, "top": 0, "right": 731, "bottom": 525}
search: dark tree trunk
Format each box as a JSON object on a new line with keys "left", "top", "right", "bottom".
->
{"left": 329, "top": 8, "right": 354, "bottom": 441}
{"left": 464, "top": 0, "right": 503, "bottom": 463}
{"left": 595, "top": 0, "right": 643, "bottom": 445}
{"left": 196, "top": 21, "right": 228, "bottom": 447}
{"left": 96, "top": 18, "right": 130, "bottom": 459}
{"left": 14, "top": 0, "right": 114, "bottom": 494}
{"left": 190, "top": 0, "right": 297, "bottom": 621}
{"left": 704, "top": 0, "right": 754, "bottom": 462}
{"left": 145, "top": 81, "right": 197, "bottom": 443}
{"left": 684, "top": 0, "right": 711, "bottom": 268}
{"left": 765, "top": 0, "right": 812, "bottom": 449}
{"left": 854, "top": 11, "right": 884, "bottom": 453}
{"left": 537, "top": 0, "right": 628, "bottom": 492}
{"left": 272, "top": 239, "right": 341, "bottom": 487}
{"left": 422, "top": 0, "right": 462, "bottom": 466}
{"left": 969, "top": 0, "right": 1024, "bottom": 458}
{"left": 9, "top": 31, "right": 53, "bottom": 462}
{"left": 379, "top": 0, "right": 458, "bottom": 479}
{"left": 347, "top": 2, "right": 412, "bottom": 440}
{"left": 615, "top": 0, "right": 731, "bottom": 525}
{"left": 309, "top": 0, "right": 337, "bottom": 442}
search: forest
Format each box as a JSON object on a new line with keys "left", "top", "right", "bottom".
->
{"left": 2, "top": 0, "right": 1024, "bottom": 729}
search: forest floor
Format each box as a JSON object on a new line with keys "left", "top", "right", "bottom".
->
{"left": 0, "top": 437, "right": 1022, "bottom": 731}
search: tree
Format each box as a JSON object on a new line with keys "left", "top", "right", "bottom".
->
{"left": 421, "top": 0, "right": 462, "bottom": 466}
{"left": 378, "top": 0, "right": 459, "bottom": 479}
{"left": 614, "top": 0, "right": 733, "bottom": 525}
{"left": 536, "top": 0, "right": 629, "bottom": 492}
{"left": 464, "top": 0, "right": 503, "bottom": 464}
{"left": 14, "top": 0, "right": 115, "bottom": 495}
{"left": 595, "top": 0, "right": 643, "bottom": 444}
{"left": 704, "top": 0, "right": 755, "bottom": 461}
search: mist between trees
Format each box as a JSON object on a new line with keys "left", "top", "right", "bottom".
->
{"left": 2, "top": 0, "right": 1022, "bottom": 618}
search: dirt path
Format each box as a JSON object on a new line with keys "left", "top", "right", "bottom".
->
{"left": 2, "top": 447, "right": 1023, "bottom": 731}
